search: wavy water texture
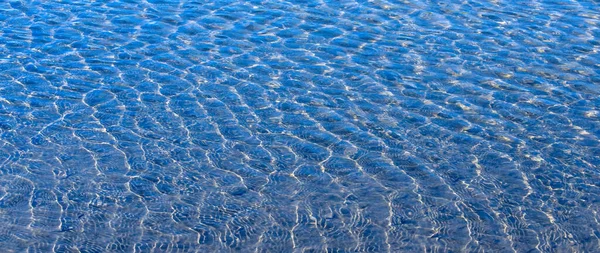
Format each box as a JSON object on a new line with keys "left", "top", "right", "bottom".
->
{"left": 0, "top": 0, "right": 599, "bottom": 252}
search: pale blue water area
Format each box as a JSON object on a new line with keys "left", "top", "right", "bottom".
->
{"left": 0, "top": 0, "right": 599, "bottom": 252}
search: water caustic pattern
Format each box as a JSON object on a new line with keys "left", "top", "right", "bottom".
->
{"left": 0, "top": 0, "right": 599, "bottom": 252}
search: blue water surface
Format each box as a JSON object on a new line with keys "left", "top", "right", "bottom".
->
{"left": 1, "top": 0, "right": 600, "bottom": 252}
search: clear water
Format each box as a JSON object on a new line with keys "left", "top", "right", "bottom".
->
{"left": 0, "top": 0, "right": 599, "bottom": 252}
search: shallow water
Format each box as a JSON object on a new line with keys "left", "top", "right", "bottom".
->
{"left": 0, "top": 0, "right": 599, "bottom": 252}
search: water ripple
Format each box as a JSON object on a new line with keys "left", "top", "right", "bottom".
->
{"left": 0, "top": 0, "right": 599, "bottom": 252}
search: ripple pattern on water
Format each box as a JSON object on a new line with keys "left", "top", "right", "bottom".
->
{"left": 0, "top": 0, "right": 600, "bottom": 252}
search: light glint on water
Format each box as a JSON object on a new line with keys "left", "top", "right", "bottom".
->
{"left": 0, "top": 0, "right": 599, "bottom": 252}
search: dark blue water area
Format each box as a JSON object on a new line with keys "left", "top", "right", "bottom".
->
{"left": 0, "top": 0, "right": 599, "bottom": 252}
